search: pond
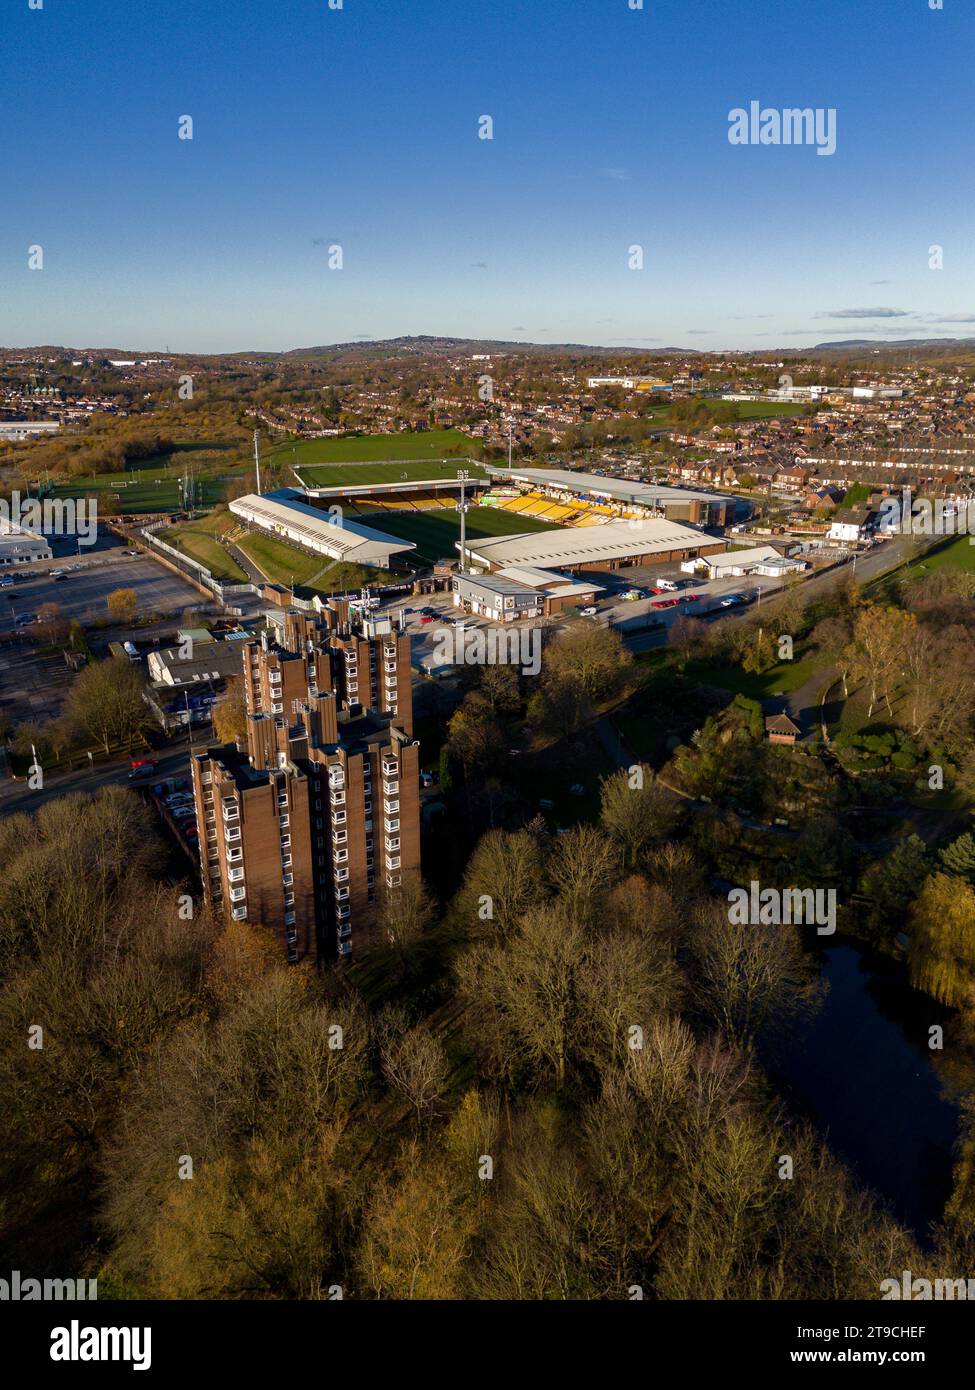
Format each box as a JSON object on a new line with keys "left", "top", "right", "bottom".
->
{"left": 769, "top": 938, "right": 960, "bottom": 1242}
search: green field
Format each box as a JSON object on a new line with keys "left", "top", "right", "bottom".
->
{"left": 158, "top": 519, "right": 249, "bottom": 582}
{"left": 234, "top": 531, "right": 388, "bottom": 596}
{"left": 270, "top": 429, "right": 480, "bottom": 469}
{"left": 295, "top": 458, "right": 490, "bottom": 490}
{"left": 350, "top": 504, "right": 561, "bottom": 565}
{"left": 51, "top": 445, "right": 240, "bottom": 514}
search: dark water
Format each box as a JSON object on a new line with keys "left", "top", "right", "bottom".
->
{"left": 768, "top": 938, "right": 960, "bottom": 1242}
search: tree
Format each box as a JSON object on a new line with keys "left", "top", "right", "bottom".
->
{"left": 377, "top": 872, "right": 435, "bottom": 972}
{"left": 940, "top": 832, "right": 975, "bottom": 882}
{"left": 36, "top": 601, "right": 69, "bottom": 645}
{"left": 380, "top": 1025, "right": 449, "bottom": 1123}
{"left": 106, "top": 587, "right": 138, "bottom": 624}
{"left": 599, "top": 766, "right": 679, "bottom": 870}
{"left": 446, "top": 692, "right": 504, "bottom": 776}
{"left": 845, "top": 606, "right": 915, "bottom": 719}
{"left": 688, "top": 901, "right": 820, "bottom": 1051}
{"left": 211, "top": 675, "right": 247, "bottom": 744}
{"left": 451, "top": 827, "right": 546, "bottom": 943}
{"left": 908, "top": 872, "right": 975, "bottom": 1009}
{"left": 64, "top": 656, "right": 150, "bottom": 754}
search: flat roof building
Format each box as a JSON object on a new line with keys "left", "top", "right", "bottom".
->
{"left": 458, "top": 517, "right": 724, "bottom": 573}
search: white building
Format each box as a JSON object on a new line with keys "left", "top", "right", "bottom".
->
{"left": 684, "top": 545, "right": 807, "bottom": 580}
{"left": 229, "top": 491, "right": 416, "bottom": 568}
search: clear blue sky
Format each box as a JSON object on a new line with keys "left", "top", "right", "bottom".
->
{"left": 3, "top": 0, "right": 972, "bottom": 353}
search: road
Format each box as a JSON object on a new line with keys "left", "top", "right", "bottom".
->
{"left": 0, "top": 734, "right": 194, "bottom": 815}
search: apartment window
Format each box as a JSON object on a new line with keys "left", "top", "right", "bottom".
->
{"left": 284, "top": 893, "right": 295, "bottom": 907}
{"left": 229, "top": 887, "right": 246, "bottom": 901}
{"left": 232, "top": 907, "right": 248, "bottom": 921}
{"left": 279, "top": 815, "right": 290, "bottom": 828}
{"left": 282, "top": 854, "right": 293, "bottom": 868}
{"left": 283, "top": 873, "right": 294, "bottom": 887}
{"left": 271, "top": 702, "right": 283, "bottom": 715}
{"left": 228, "top": 868, "right": 244, "bottom": 883}
{"left": 385, "top": 818, "right": 400, "bottom": 833}
{"left": 284, "top": 911, "right": 296, "bottom": 926}
{"left": 335, "top": 868, "right": 349, "bottom": 882}
{"left": 385, "top": 836, "right": 401, "bottom": 851}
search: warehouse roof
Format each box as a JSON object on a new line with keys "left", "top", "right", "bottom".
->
{"left": 460, "top": 517, "right": 714, "bottom": 569}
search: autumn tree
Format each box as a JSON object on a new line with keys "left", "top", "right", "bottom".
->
{"left": 106, "top": 587, "right": 138, "bottom": 624}
{"left": 211, "top": 674, "right": 247, "bottom": 744}
{"left": 600, "top": 765, "right": 680, "bottom": 869}
{"left": 64, "top": 656, "right": 151, "bottom": 754}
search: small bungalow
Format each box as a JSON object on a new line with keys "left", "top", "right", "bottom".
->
{"left": 765, "top": 712, "right": 801, "bottom": 746}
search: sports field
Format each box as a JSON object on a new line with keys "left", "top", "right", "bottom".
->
{"left": 296, "top": 458, "right": 490, "bottom": 489}
{"left": 351, "top": 504, "right": 560, "bottom": 566}
{"left": 270, "top": 428, "right": 480, "bottom": 469}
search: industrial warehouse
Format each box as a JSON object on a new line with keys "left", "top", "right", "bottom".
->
{"left": 229, "top": 490, "right": 417, "bottom": 567}
{"left": 457, "top": 516, "right": 725, "bottom": 574}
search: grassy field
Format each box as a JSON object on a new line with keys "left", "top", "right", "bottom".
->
{"left": 234, "top": 531, "right": 388, "bottom": 596}
{"left": 158, "top": 516, "right": 249, "bottom": 582}
{"left": 906, "top": 532, "right": 975, "bottom": 574}
{"left": 295, "top": 458, "right": 490, "bottom": 489}
{"left": 351, "top": 503, "right": 561, "bottom": 565}
{"left": 51, "top": 444, "right": 240, "bottom": 514}
{"left": 270, "top": 429, "right": 480, "bottom": 469}
{"left": 686, "top": 652, "right": 822, "bottom": 701}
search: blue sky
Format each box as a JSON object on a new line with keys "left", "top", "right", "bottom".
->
{"left": 2, "top": 0, "right": 972, "bottom": 353}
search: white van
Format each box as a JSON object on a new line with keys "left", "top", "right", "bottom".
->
{"left": 656, "top": 578, "right": 679, "bottom": 591}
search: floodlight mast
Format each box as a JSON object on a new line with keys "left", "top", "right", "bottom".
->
{"left": 457, "top": 469, "right": 471, "bottom": 574}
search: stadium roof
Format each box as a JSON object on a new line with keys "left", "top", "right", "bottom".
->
{"left": 486, "top": 466, "right": 723, "bottom": 509}
{"left": 229, "top": 492, "right": 416, "bottom": 565}
{"left": 460, "top": 518, "right": 715, "bottom": 570}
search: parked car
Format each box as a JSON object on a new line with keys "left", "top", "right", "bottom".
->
{"left": 171, "top": 806, "right": 195, "bottom": 820}
{"left": 53, "top": 573, "right": 68, "bottom": 582}
{"left": 15, "top": 613, "right": 35, "bottom": 627}
{"left": 579, "top": 606, "right": 598, "bottom": 617}
{"left": 680, "top": 593, "right": 700, "bottom": 603}
{"left": 128, "top": 764, "right": 157, "bottom": 782}
{"left": 719, "top": 593, "right": 747, "bottom": 608}
{"left": 50, "top": 569, "right": 65, "bottom": 577}
{"left": 0, "top": 576, "right": 13, "bottom": 589}
{"left": 419, "top": 614, "right": 434, "bottom": 624}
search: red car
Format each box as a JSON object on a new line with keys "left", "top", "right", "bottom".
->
{"left": 419, "top": 614, "right": 434, "bottom": 624}
{"left": 680, "top": 594, "right": 700, "bottom": 603}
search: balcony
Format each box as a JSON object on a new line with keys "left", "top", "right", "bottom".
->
{"left": 278, "top": 815, "right": 290, "bottom": 828}
{"left": 224, "top": 827, "right": 241, "bottom": 843}
{"left": 338, "top": 940, "right": 352, "bottom": 957}
{"left": 382, "top": 758, "right": 398, "bottom": 776}
{"left": 228, "top": 868, "right": 244, "bottom": 883}
{"left": 383, "top": 779, "right": 398, "bottom": 796}
{"left": 337, "top": 924, "right": 352, "bottom": 940}
{"left": 330, "top": 791, "right": 345, "bottom": 807}
{"left": 335, "top": 886, "right": 350, "bottom": 901}
{"left": 284, "top": 910, "right": 296, "bottom": 926}
{"left": 383, "top": 799, "right": 400, "bottom": 815}
{"left": 336, "top": 905, "right": 351, "bottom": 921}
{"left": 387, "top": 856, "right": 401, "bottom": 869}
{"left": 283, "top": 873, "right": 294, "bottom": 887}
{"left": 333, "top": 830, "right": 348, "bottom": 845}
{"left": 385, "top": 837, "right": 401, "bottom": 852}
{"left": 229, "top": 886, "right": 246, "bottom": 902}
{"left": 335, "top": 867, "right": 349, "bottom": 882}
{"left": 334, "top": 849, "right": 348, "bottom": 864}
{"left": 331, "top": 810, "right": 347, "bottom": 826}
{"left": 386, "top": 872, "right": 402, "bottom": 888}
{"left": 231, "top": 907, "right": 248, "bottom": 921}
